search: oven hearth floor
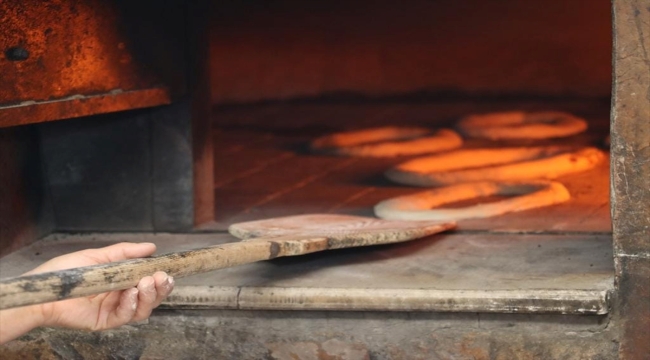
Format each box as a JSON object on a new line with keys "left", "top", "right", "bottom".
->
{"left": 210, "top": 99, "right": 611, "bottom": 233}
{"left": 1, "top": 231, "right": 612, "bottom": 315}
{"left": 0, "top": 99, "right": 614, "bottom": 315}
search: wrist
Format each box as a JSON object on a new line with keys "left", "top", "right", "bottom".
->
{"left": 0, "top": 304, "right": 46, "bottom": 344}
{"left": 32, "top": 303, "right": 49, "bottom": 327}
{"left": 19, "top": 304, "right": 47, "bottom": 329}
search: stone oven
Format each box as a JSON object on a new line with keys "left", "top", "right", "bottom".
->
{"left": 0, "top": 0, "right": 647, "bottom": 359}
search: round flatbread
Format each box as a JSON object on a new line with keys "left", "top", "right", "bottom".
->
{"left": 374, "top": 180, "right": 570, "bottom": 221}
{"left": 311, "top": 127, "right": 463, "bottom": 157}
{"left": 385, "top": 146, "right": 605, "bottom": 187}
{"left": 456, "top": 111, "right": 588, "bottom": 140}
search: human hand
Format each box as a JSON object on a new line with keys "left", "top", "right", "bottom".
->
{"left": 0, "top": 242, "right": 174, "bottom": 344}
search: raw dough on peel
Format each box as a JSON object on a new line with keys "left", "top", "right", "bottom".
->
{"left": 374, "top": 181, "right": 571, "bottom": 221}
{"left": 385, "top": 146, "right": 605, "bottom": 187}
{"left": 456, "top": 111, "right": 588, "bottom": 140}
{"left": 310, "top": 127, "right": 463, "bottom": 157}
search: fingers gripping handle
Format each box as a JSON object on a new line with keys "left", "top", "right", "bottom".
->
{"left": 0, "top": 241, "right": 278, "bottom": 310}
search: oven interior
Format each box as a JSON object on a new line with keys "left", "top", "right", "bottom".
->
{"left": 207, "top": 0, "right": 612, "bottom": 233}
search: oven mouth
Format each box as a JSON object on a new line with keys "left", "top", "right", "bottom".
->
{"left": 0, "top": 0, "right": 622, "bottom": 343}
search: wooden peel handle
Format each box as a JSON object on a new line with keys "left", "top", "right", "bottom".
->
{"left": 0, "top": 241, "right": 279, "bottom": 310}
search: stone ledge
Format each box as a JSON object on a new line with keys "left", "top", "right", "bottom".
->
{"left": 164, "top": 286, "right": 609, "bottom": 314}
{"left": 0, "top": 231, "right": 614, "bottom": 315}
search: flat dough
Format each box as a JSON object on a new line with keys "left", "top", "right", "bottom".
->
{"left": 456, "top": 111, "right": 588, "bottom": 140}
{"left": 385, "top": 146, "right": 605, "bottom": 187}
{"left": 374, "top": 181, "right": 571, "bottom": 221}
{"left": 311, "top": 127, "right": 463, "bottom": 157}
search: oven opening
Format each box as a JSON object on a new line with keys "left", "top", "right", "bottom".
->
{"left": 209, "top": 0, "right": 611, "bottom": 231}
{"left": 198, "top": 0, "right": 613, "bottom": 314}
{"left": 0, "top": 0, "right": 613, "bottom": 309}
{"left": 3, "top": 0, "right": 641, "bottom": 357}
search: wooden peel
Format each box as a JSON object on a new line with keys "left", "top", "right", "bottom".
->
{"left": 0, "top": 214, "right": 455, "bottom": 310}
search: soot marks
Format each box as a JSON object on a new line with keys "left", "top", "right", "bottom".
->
{"left": 269, "top": 242, "right": 281, "bottom": 259}
{"left": 103, "top": 271, "right": 117, "bottom": 284}
{"left": 17, "top": 273, "right": 59, "bottom": 292}
{"left": 175, "top": 251, "right": 194, "bottom": 259}
{"left": 58, "top": 270, "right": 84, "bottom": 298}
{"left": 19, "top": 280, "right": 39, "bottom": 292}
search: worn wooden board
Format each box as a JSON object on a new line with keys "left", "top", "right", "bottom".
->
{"left": 0, "top": 215, "right": 452, "bottom": 309}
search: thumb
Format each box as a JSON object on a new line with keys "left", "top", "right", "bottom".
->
{"left": 25, "top": 243, "right": 158, "bottom": 275}
{"left": 86, "top": 242, "right": 158, "bottom": 263}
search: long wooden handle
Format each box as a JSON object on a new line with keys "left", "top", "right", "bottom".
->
{"left": 0, "top": 238, "right": 319, "bottom": 310}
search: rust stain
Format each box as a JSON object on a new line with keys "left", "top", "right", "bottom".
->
{"left": 0, "top": 88, "right": 171, "bottom": 127}
{"left": 0, "top": 0, "right": 186, "bottom": 125}
{"left": 1, "top": 1, "right": 152, "bottom": 103}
